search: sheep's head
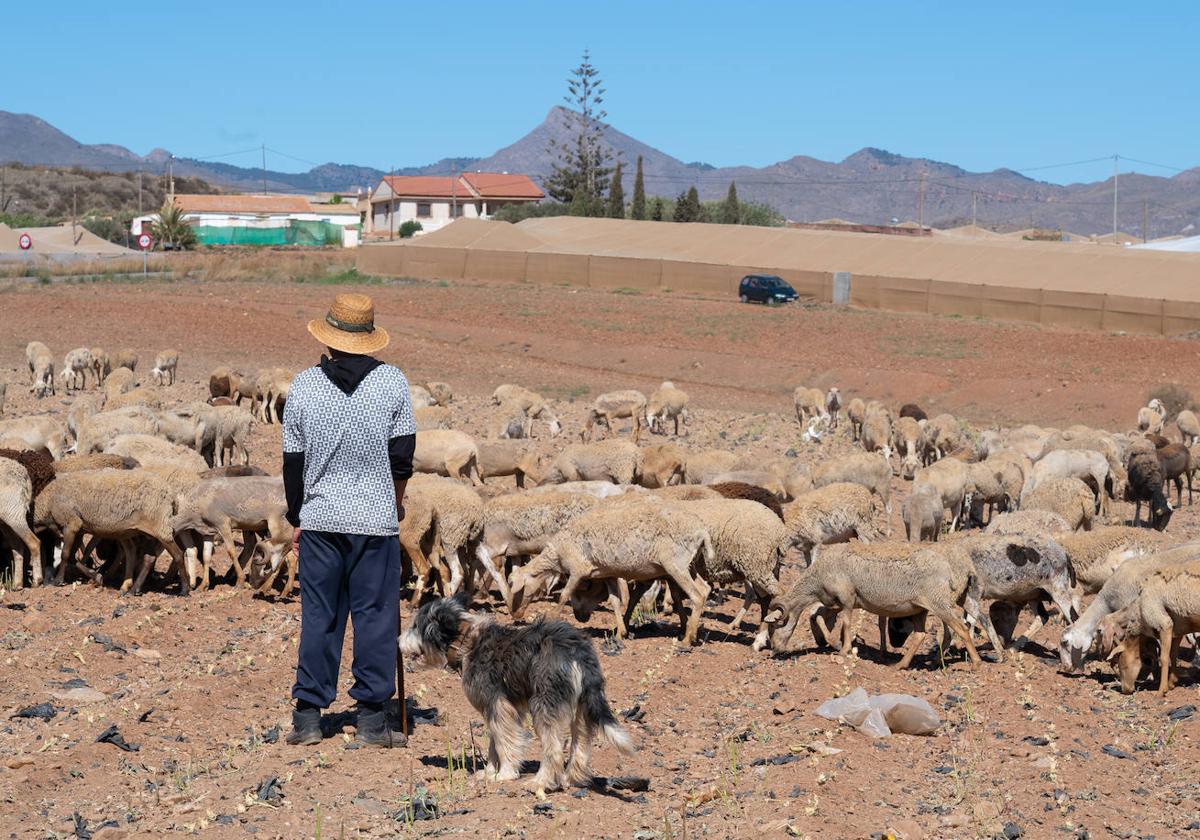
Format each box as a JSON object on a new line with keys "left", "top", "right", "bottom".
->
{"left": 569, "top": 578, "right": 608, "bottom": 623}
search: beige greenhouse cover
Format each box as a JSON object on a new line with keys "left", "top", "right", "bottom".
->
{"left": 358, "top": 217, "right": 1200, "bottom": 335}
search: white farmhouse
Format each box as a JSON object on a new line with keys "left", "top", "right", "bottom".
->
{"left": 368, "top": 172, "right": 543, "bottom": 235}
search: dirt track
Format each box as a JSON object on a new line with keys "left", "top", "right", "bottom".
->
{"left": 2, "top": 276, "right": 1200, "bottom": 839}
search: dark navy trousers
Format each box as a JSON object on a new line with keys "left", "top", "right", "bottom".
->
{"left": 292, "top": 530, "right": 401, "bottom": 708}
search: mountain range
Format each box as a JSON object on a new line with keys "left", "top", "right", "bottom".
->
{"left": 2, "top": 108, "right": 1197, "bottom": 237}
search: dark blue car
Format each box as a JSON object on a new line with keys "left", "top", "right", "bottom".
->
{"left": 738, "top": 274, "right": 798, "bottom": 305}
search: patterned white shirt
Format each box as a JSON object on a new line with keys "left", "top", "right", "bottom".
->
{"left": 282, "top": 364, "right": 416, "bottom": 536}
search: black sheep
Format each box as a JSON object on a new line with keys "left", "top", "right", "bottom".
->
{"left": 1124, "top": 449, "right": 1173, "bottom": 530}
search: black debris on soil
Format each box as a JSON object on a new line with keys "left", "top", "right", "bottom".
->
{"left": 95, "top": 725, "right": 138, "bottom": 752}
{"left": 12, "top": 703, "right": 59, "bottom": 721}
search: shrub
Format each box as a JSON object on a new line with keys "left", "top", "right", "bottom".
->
{"left": 1147, "top": 383, "right": 1197, "bottom": 419}
{"left": 398, "top": 220, "right": 423, "bottom": 238}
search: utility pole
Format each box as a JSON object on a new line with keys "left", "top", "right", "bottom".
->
{"left": 138, "top": 168, "right": 143, "bottom": 215}
{"left": 168, "top": 156, "right": 175, "bottom": 201}
{"left": 918, "top": 171, "right": 925, "bottom": 229}
{"left": 261, "top": 144, "right": 267, "bottom": 196}
{"left": 452, "top": 171, "right": 458, "bottom": 221}
{"left": 72, "top": 188, "right": 77, "bottom": 242}
{"left": 1, "top": 166, "right": 6, "bottom": 213}
{"left": 1143, "top": 198, "right": 1148, "bottom": 243}
{"left": 971, "top": 190, "right": 977, "bottom": 229}
{"left": 1112, "top": 154, "right": 1119, "bottom": 242}
{"left": 389, "top": 165, "right": 395, "bottom": 241}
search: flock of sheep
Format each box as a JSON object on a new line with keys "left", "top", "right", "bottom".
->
{"left": 3, "top": 344, "right": 1200, "bottom": 697}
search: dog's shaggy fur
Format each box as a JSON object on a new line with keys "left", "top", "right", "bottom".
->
{"left": 400, "top": 595, "right": 634, "bottom": 792}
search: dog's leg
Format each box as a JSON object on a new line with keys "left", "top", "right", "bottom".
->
{"left": 565, "top": 704, "right": 594, "bottom": 787}
{"left": 481, "top": 699, "right": 524, "bottom": 783}
{"left": 528, "top": 706, "right": 570, "bottom": 794}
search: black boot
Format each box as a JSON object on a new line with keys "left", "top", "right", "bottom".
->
{"left": 285, "top": 705, "right": 322, "bottom": 746}
{"left": 355, "top": 706, "right": 406, "bottom": 748}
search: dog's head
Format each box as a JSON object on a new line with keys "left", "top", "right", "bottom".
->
{"left": 400, "top": 594, "right": 474, "bottom": 669}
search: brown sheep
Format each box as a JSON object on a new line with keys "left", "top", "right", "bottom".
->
{"left": 709, "top": 481, "right": 785, "bottom": 520}
{"left": 1157, "top": 443, "right": 1193, "bottom": 507}
{"left": 0, "top": 448, "right": 55, "bottom": 498}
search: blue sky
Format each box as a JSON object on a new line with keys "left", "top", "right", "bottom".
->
{"left": 6, "top": 2, "right": 1196, "bottom": 183}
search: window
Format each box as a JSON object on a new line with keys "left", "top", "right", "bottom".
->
{"left": 450, "top": 203, "right": 464, "bottom": 218}
{"left": 416, "top": 202, "right": 432, "bottom": 218}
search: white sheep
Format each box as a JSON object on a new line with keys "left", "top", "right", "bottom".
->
{"left": 1022, "top": 477, "right": 1095, "bottom": 532}
{"left": 784, "top": 482, "right": 878, "bottom": 563}
{"left": 1176, "top": 410, "right": 1200, "bottom": 447}
{"left": 683, "top": 448, "right": 739, "bottom": 485}
{"left": 1054, "top": 526, "right": 1167, "bottom": 595}
{"left": 414, "top": 429, "right": 483, "bottom": 485}
{"left": 1026, "top": 448, "right": 1111, "bottom": 515}
{"left": 582, "top": 390, "right": 647, "bottom": 443}
{"left": 89, "top": 348, "right": 111, "bottom": 387}
{"left": 903, "top": 482, "right": 944, "bottom": 542}
{"left": 25, "top": 341, "right": 51, "bottom": 385}
{"left": 812, "top": 451, "right": 893, "bottom": 516}
{"left": 646, "top": 381, "right": 690, "bottom": 436}
{"left": 0, "top": 457, "right": 45, "bottom": 588}
{"left": 1136, "top": 399, "right": 1167, "bottom": 434}
{"left": 538, "top": 439, "right": 641, "bottom": 486}
{"left": 150, "top": 349, "right": 180, "bottom": 386}
{"left": 406, "top": 474, "right": 484, "bottom": 598}
{"left": 912, "top": 457, "right": 970, "bottom": 531}
{"left": 60, "top": 347, "right": 92, "bottom": 392}
{"left": 846, "top": 397, "right": 866, "bottom": 441}
{"left": 792, "top": 386, "right": 825, "bottom": 424}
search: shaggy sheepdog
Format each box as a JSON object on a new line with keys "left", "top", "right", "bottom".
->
{"left": 400, "top": 595, "right": 634, "bottom": 792}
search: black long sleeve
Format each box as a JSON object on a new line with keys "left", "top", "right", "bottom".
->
{"left": 283, "top": 451, "right": 305, "bottom": 527}
{"left": 389, "top": 433, "right": 416, "bottom": 481}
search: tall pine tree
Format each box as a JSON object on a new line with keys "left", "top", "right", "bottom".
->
{"left": 650, "top": 196, "right": 665, "bottom": 221}
{"left": 721, "top": 181, "right": 740, "bottom": 224}
{"left": 543, "top": 50, "right": 613, "bottom": 215}
{"left": 607, "top": 160, "right": 625, "bottom": 218}
{"left": 630, "top": 155, "right": 646, "bottom": 220}
{"left": 673, "top": 186, "right": 702, "bottom": 222}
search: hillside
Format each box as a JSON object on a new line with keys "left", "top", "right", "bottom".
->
{"left": 3, "top": 108, "right": 1198, "bottom": 237}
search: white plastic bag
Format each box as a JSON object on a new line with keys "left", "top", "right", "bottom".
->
{"left": 815, "top": 688, "right": 940, "bottom": 738}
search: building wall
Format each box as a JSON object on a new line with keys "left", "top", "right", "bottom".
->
{"left": 370, "top": 198, "right": 483, "bottom": 234}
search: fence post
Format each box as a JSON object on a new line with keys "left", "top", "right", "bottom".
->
{"left": 833, "top": 272, "right": 851, "bottom": 305}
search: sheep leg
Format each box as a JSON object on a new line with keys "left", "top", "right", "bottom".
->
{"left": 2, "top": 514, "right": 42, "bottom": 589}
{"left": 893, "top": 612, "right": 929, "bottom": 669}
{"left": 218, "top": 523, "right": 247, "bottom": 588}
{"left": 444, "top": 546, "right": 465, "bottom": 596}
{"left": 729, "top": 584, "right": 755, "bottom": 629}
{"left": 607, "top": 579, "right": 629, "bottom": 638}
{"left": 55, "top": 524, "right": 83, "bottom": 585}
{"left": 1159, "top": 627, "right": 1174, "bottom": 695}
{"left": 474, "top": 544, "right": 511, "bottom": 607}
{"left": 660, "top": 550, "right": 710, "bottom": 646}
{"left": 933, "top": 605, "right": 983, "bottom": 666}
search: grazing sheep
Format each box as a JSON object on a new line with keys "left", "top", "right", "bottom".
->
{"left": 208, "top": 366, "right": 246, "bottom": 404}
{"left": 1055, "top": 526, "right": 1168, "bottom": 595}
{"left": 29, "top": 351, "right": 54, "bottom": 398}
{"left": 824, "top": 388, "right": 842, "bottom": 431}
{"left": 1124, "top": 448, "right": 1173, "bottom": 530}
{"left": 920, "top": 413, "right": 965, "bottom": 465}
{"left": 509, "top": 498, "right": 713, "bottom": 645}
{"left": 1006, "top": 424, "right": 1056, "bottom": 461}
{"left": 792, "top": 387, "right": 825, "bottom": 424}
{"left": 77, "top": 406, "right": 159, "bottom": 455}
{"left": 414, "top": 405, "right": 451, "bottom": 431}
{"left": 150, "top": 349, "right": 179, "bottom": 386}
{"left": 476, "top": 441, "right": 544, "bottom": 488}
{"left": 87, "top": 348, "right": 110, "bottom": 386}
{"left": 414, "top": 429, "right": 483, "bottom": 485}
{"left": 492, "top": 383, "right": 540, "bottom": 405}
{"left": 965, "top": 460, "right": 1015, "bottom": 526}
{"left": 209, "top": 405, "right": 254, "bottom": 467}
{"left": 912, "top": 457, "right": 970, "bottom": 531}
{"left": 488, "top": 401, "right": 535, "bottom": 440}
{"left": 638, "top": 443, "right": 687, "bottom": 489}
{"left": 762, "top": 541, "right": 982, "bottom": 668}
{"left": 662, "top": 498, "right": 786, "bottom": 649}
{"left": 0, "top": 416, "right": 68, "bottom": 459}
{"left": 903, "top": 482, "right": 944, "bottom": 542}
{"left": 650, "top": 484, "right": 720, "bottom": 502}
{"left": 955, "top": 533, "right": 1078, "bottom": 658}
{"left": 105, "top": 387, "right": 163, "bottom": 412}
{"left": 406, "top": 475, "right": 484, "bottom": 597}
{"left": 899, "top": 403, "right": 927, "bottom": 422}
{"left": 892, "top": 416, "right": 923, "bottom": 479}
{"left": 1022, "top": 477, "right": 1095, "bottom": 532}
{"left": 1058, "top": 543, "right": 1200, "bottom": 671}
{"left": 33, "top": 469, "right": 188, "bottom": 595}
{"left": 409, "top": 384, "right": 433, "bottom": 409}
{"left": 1157, "top": 443, "right": 1193, "bottom": 506}
{"left": 784, "top": 482, "right": 878, "bottom": 563}
{"left": 25, "top": 341, "right": 51, "bottom": 384}
{"left": 1137, "top": 399, "right": 1167, "bottom": 434}
{"left": 709, "top": 481, "right": 784, "bottom": 520}
{"left": 1176, "top": 409, "right": 1200, "bottom": 447}
{"left": 56, "top": 453, "right": 139, "bottom": 473}
{"left": 258, "top": 368, "right": 292, "bottom": 424}
{"left": 985, "top": 510, "right": 1071, "bottom": 537}
{"left": 67, "top": 393, "right": 103, "bottom": 442}
{"left": 493, "top": 390, "right": 561, "bottom": 438}
{"left": 812, "top": 451, "right": 893, "bottom": 515}
{"left": 646, "top": 381, "right": 690, "bottom": 436}
{"left": 525, "top": 480, "right": 631, "bottom": 499}
{"left": 538, "top": 439, "right": 641, "bottom": 486}
{"left": 60, "top": 347, "right": 91, "bottom": 392}
{"left": 683, "top": 448, "right": 739, "bottom": 485}
{"left": 0, "top": 457, "right": 46, "bottom": 588}
{"left": 582, "top": 390, "right": 647, "bottom": 443}
{"left": 172, "top": 475, "right": 290, "bottom": 590}
{"left": 475, "top": 491, "right": 600, "bottom": 610}
{"left": 425, "top": 381, "right": 453, "bottom": 406}
{"left": 1026, "top": 449, "right": 1111, "bottom": 515}
{"left": 860, "top": 405, "right": 893, "bottom": 467}
{"left": 104, "top": 433, "right": 208, "bottom": 474}
{"left": 103, "top": 367, "right": 136, "bottom": 398}
{"left": 1099, "top": 560, "right": 1200, "bottom": 694}
{"left": 847, "top": 398, "right": 866, "bottom": 441}
{"left": 114, "top": 349, "right": 138, "bottom": 372}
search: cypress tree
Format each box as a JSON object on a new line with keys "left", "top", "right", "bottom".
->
{"left": 630, "top": 155, "right": 646, "bottom": 220}
{"left": 674, "top": 186, "right": 702, "bottom": 222}
{"left": 721, "top": 181, "right": 740, "bottom": 224}
{"left": 607, "top": 160, "right": 625, "bottom": 218}
{"left": 650, "top": 196, "right": 665, "bottom": 221}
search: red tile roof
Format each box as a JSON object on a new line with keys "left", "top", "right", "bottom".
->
{"left": 460, "top": 172, "right": 544, "bottom": 199}
{"left": 380, "top": 176, "right": 466, "bottom": 199}
{"left": 173, "top": 194, "right": 313, "bottom": 214}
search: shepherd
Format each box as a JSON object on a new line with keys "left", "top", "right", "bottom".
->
{"left": 282, "top": 293, "right": 416, "bottom": 748}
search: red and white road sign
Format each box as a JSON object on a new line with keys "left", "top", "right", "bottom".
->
{"left": 18, "top": 233, "right": 31, "bottom": 250}
{"left": 138, "top": 233, "right": 153, "bottom": 250}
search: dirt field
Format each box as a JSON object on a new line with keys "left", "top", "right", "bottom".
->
{"left": 3, "top": 275, "right": 1200, "bottom": 839}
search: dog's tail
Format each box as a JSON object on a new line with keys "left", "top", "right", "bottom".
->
{"left": 582, "top": 669, "right": 636, "bottom": 755}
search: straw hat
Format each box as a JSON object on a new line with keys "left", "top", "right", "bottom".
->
{"left": 307, "top": 293, "right": 390, "bottom": 355}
